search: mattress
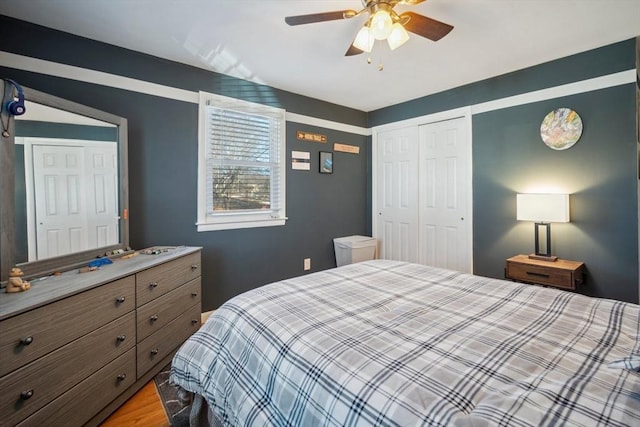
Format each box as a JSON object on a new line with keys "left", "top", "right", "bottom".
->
{"left": 171, "top": 260, "right": 640, "bottom": 426}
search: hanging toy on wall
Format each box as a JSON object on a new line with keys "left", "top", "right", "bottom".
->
{"left": 1, "top": 78, "right": 26, "bottom": 138}
{"left": 5, "top": 79, "right": 26, "bottom": 116}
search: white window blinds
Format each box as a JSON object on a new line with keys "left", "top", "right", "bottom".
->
{"left": 197, "top": 92, "right": 286, "bottom": 231}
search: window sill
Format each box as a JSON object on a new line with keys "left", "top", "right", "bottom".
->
{"left": 196, "top": 218, "right": 286, "bottom": 232}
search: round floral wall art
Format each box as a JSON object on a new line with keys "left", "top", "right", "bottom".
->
{"left": 540, "top": 108, "right": 583, "bottom": 150}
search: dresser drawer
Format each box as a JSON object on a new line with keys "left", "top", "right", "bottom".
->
{"left": 0, "top": 311, "right": 135, "bottom": 425}
{"left": 137, "top": 302, "right": 201, "bottom": 378}
{"left": 0, "top": 275, "right": 135, "bottom": 377}
{"left": 17, "top": 348, "right": 136, "bottom": 427}
{"left": 507, "top": 262, "right": 573, "bottom": 289}
{"left": 136, "top": 252, "right": 201, "bottom": 306}
{"left": 137, "top": 277, "right": 201, "bottom": 341}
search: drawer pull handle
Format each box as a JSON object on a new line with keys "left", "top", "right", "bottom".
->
{"left": 191, "top": 319, "right": 199, "bottom": 325}
{"left": 116, "top": 296, "right": 126, "bottom": 304}
{"left": 20, "top": 390, "right": 34, "bottom": 400}
{"left": 150, "top": 315, "right": 159, "bottom": 322}
{"left": 191, "top": 292, "right": 198, "bottom": 297}
{"left": 20, "top": 336, "right": 34, "bottom": 346}
{"left": 191, "top": 264, "right": 199, "bottom": 270}
{"left": 117, "top": 373, "right": 127, "bottom": 382}
{"left": 149, "top": 282, "right": 158, "bottom": 289}
{"left": 150, "top": 348, "right": 159, "bottom": 356}
{"left": 526, "top": 271, "right": 550, "bottom": 278}
{"left": 116, "top": 335, "right": 126, "bottom": 342}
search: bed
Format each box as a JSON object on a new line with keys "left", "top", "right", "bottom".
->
{"left": 170, "top": 260, "right": 640, "bottom": 426}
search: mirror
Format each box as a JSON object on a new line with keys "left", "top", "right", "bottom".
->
{"left": 1, "top": 84, "right": 128, "bottom": 281}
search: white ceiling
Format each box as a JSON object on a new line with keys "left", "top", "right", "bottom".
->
{"left": 1, "top": 0, "right": 639, "bottom": 112}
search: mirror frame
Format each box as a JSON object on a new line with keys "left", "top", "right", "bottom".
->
{"left": 0, "top": 84, "right": 129, "bottom": 282}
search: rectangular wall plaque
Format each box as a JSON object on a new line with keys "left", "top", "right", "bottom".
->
{"left": 291, "top": 150, "right": 310, "bottom": 170}
{"left": 334, "top": 143, "right": 360, "bottom": 154}
{"left": 297, "top": 131, "right": 327, "bottom": 143}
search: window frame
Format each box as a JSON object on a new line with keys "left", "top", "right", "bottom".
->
{"left": 196, "top": 91, "right": 286, "bottom": 232}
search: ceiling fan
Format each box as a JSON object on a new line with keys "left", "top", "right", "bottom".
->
{"left": 284, "top": 0, "right": 454, "bottom": 56}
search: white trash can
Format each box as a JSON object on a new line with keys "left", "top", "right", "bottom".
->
{"left": 333, "top": 235, "right": 377, "bottom": 266}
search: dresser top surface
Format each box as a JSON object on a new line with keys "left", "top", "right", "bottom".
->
{"left": 0, "top": 246, "right": 202, "bottom": 320}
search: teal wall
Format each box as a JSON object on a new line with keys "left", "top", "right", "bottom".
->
{"left": 368, "top": 39, "right": 638, "bottom": 303}
{"left": 472, "top": 85, "right": 636, "bottom": 302}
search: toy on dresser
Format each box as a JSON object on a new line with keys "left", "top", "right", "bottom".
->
{"left": 6, "top": 267, "right": 30, "bottom": 292}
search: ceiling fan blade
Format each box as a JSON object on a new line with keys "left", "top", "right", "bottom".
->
{"left": 397, "top": 0, "right": 427, "bottom": 5}
{"left": 285, "top": 10, "right": 357, "bottom": 26}
{"left": 400, "top": 11, "right": 453, "bottom": 41}
{"left": 345, "top": 44, "right": 364, "bottom": 56}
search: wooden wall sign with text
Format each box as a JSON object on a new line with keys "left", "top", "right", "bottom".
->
{"left": 334, "top": 143, "right": 360, "bottom": 154}
{"left": 297, "top": 131, "right": 327, "bottom": 143}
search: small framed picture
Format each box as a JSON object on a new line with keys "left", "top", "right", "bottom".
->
{"left": 319, "top": 151, "right": 333, "bottom": 174}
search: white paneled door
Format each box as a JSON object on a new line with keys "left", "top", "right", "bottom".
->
{"left": 84, "top": 144, "right": 119, "bottom": 249}
{"left": 33, "top": 144, "right": 86, "bottom": 259}
{"left": 419, "top": 117, "right": 470, "bottom": 272}
{"left": 375, "top": 116, "right": 471, "bottom": 273}
{"left": 376, "top": 126, "right": 420, "bottom": 262}
{"left": 32, "top": 142, "right": 118, "bottom": 260}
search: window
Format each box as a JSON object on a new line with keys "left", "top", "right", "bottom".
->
{"left": 197, "top": 92, "right": 286, "bottom": 231}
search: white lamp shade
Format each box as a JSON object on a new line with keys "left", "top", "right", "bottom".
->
{"left": 516, "top": 194, "right": 570, "bottom": 223}
{"left": 353, "top": 26, "right": 374, "bottom": 53}
{"left": 387, "top": 23, "right": 410, "bottom": 50}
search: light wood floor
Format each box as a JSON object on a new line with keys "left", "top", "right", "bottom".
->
{"left": 100, "top": 380, "right": 169, "bottom": 427}
{"left": 100, "top": 311, "right": 214, "bottom": 426}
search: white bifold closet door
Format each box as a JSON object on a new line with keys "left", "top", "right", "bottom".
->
{"left": 375, "top": 116, "right": 471, "bottom": 273}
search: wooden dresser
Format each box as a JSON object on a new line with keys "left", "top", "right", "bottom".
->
{"left": 0, "top": 246, "right": 202, "bottom": 426}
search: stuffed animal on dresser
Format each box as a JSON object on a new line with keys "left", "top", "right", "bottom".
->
{"left": 6, "top": 267, "right": 30, "bottom": 293}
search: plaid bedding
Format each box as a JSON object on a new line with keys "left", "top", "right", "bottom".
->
{"left": 171, "top": 260, "right": 640, "bottom": 426}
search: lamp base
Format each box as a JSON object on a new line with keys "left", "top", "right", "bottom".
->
{"left": 528, "top": 253, "right": 558, "bottom": 262}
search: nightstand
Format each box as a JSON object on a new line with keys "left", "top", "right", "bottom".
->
{"left": 505, "top": 255, "right": 585, "bottom": 290}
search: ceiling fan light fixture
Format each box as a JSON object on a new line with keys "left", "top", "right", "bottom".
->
{"left": 353, "top": 25, "right": 374, "bottom": 52}
{"left": 387, "top": 22, "right": 409, "bottom": 50}
{"left": 370, "top": 9, "right": 393, "bottom": 40}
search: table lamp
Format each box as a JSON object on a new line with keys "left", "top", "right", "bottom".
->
{"left": 516, "top": 193, "right": 570, "bottom": 261}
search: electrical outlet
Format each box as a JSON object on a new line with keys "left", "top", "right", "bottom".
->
{"left": 304, "top": 258, "right": 311, "bottom": 271}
